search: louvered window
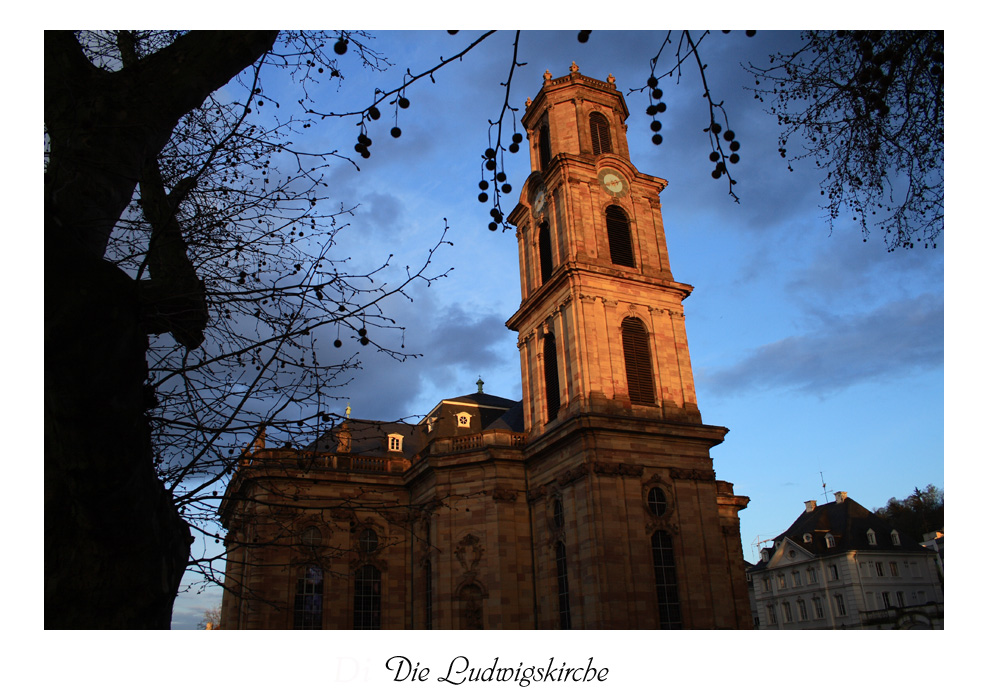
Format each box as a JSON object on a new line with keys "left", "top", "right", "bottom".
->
{"left": 622, "top": 317, "right": 655, "bottom": 405}
{"left": 538, "top": 123, "right": 551, "bottom": 171}
{"left": 539, "top": 223, "right": 553, "bottom": 284}
{"left": 589, "top": 112, "right": 612, "bottom": 155}
{"left": 651, "top": 530, "right": 682, "bottom": 629}
{"left": 543, "top": 334, "right": 561, "bottom": 423}
{"left": 606, "top": 206, "right": 635, "bottom": 268}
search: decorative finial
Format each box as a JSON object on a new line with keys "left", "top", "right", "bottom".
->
{"left": 543, "top": 69, "right": 552, "bottom": 82}
{"left": 607, "top": 73, "right": 616, "bottom": 84}
{"left": 525, "top": 97, "right": 532, "bottom": 108}
{"left": 345, "top": 403, "right": 351, "bottom": 419}
{"left": 570, "top": 61, "right": 579, "bottom": 73}
{"left": 476, "top": 376, "right": 485, "bottom": 394}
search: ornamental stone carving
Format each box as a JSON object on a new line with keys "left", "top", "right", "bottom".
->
{"left": 454, "top": 533, "right": 485, "bottom": 574}
{"left": 670, "top": 467, "right": 716, "bottom": 482}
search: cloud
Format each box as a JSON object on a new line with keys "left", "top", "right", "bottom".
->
{"left": 704, "top": 292, "right": 943, "bottom": 397}
{"left": 320, "top": 292, "right": 519, "bottom": 423}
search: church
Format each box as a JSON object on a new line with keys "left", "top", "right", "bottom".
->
{"left": 219, "top": 67, "right": 753, "bottom": 629}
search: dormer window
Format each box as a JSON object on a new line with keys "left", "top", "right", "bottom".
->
{"left": 387, "top": 434, "right": 404, "bottom": 452}
{"left": 891, "top": 530, "right": 901, "bottom": 546}
{"left": 760, "top": 548, "right": 770, "bottom": 563}
{"left": 426, "top": 417, "right": 435, "bottom": 433}
{"left": 455, "top": 412, "right": 472, "bottom": 428}
{"left": 803, "top": 533, "right": 813, "bottom": 544}
{"left": 866, "top": 529, "right": 877, "bottom": 546}
{"left": 825, "top": 533, "right": 835, "bottom": 549}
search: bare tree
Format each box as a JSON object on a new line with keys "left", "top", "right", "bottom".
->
{"left": 747, "top": 30, "right": 943, "bottom": 249}
{"left": 197, "top": 604, "right": 223, "bottom": 630}
{"left": 45, "top": 30, "right": 458, "bottom": 628}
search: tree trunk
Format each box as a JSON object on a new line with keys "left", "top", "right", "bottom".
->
{"left": 44, "top": 30, "right": 278, "bottom": 628}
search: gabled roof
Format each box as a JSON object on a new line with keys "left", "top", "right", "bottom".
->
{"left": 752, "top": 495, "right": 928, "bottom": 570}
{"left": 427, "top": 391, "right": 519, "bottom": 412}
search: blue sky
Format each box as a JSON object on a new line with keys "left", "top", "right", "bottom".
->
{"left": 167, "top": 29, "right": 945, "bottom": 629}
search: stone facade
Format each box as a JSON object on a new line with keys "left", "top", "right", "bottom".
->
{"left": 219, "top": 67, "right": 751, "bottom": 630}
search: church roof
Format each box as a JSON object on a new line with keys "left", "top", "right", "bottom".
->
{"left": 434, "top": 392, "right": 518, "bottom": 410}
{"left": 305, "top": 391, "right": 523, "bottom": 458}
{"left": 486, "top": 401, "right": 525, "bottom": 432}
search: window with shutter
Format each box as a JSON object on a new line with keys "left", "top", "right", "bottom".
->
{"left": 606, "top": 206, "right": 635, "bottom": 267}
{"left": 543, "top": 334, "right": 560, "bottom": 422}
{"left": 589, "top": 112, "right": 612, "bottom": 155}
{"left": 538, "top": 122, "right": 551, "bottom": 171}
{"left": 539, "top": 223, "right": 553, "bottom": 284}
{"left": 621, "top": 317, "right": 655, "bottom": 405}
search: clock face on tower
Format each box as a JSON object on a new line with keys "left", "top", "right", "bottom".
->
{"left": 598, "top": 168, "right": 628, "bottom": 197}
{"left": 533, "top": 187, "right": 547, "bottom": 214}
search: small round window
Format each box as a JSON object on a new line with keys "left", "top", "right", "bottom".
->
{"left": 359, "top": 528, "right": 379, "bottom": 554}
{"left": 300, "top": 526, "right": 321, "bottom": 547}
{"left": 647, "top": 487, "right": 667, "bottom": 517}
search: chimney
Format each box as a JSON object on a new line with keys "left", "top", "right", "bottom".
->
{"left": 805, "top": 500, "right": 817, "bottom": 513}
{"left": 834, "top": 491, "right": 848, "bottom": 504}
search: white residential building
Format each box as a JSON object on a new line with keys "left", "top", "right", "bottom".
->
{"left": 749, "top": 491, "right": 943, "bottom": 629}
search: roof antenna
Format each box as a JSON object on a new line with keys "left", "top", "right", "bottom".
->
{"left": 820, "top": 471, "right": 832, "bottom": 503}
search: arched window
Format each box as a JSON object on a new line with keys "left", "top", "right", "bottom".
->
{"left": 539, "top": 223, "right": 553, "bottom": 284}
{"left": 622, "top": 317, "right": 655, "bottom": 405}
{"left": 543, "top": 334, "right": 561, "bottom": 423}
{"left": 538, "top": 122, "right": 551, "bottom": 171}
{"left": 354, "top": 564, "right": 381, "bottom": 629}
{"left": 606, "top": 205, "right": 635, "bottom": 268}
{"left": 651, "top": 531, "right": 682, "bottom": 629}
{"left": 556, "top": 541, "right": 572, "bottom": 629}
{"left": 293, "top": 565, "right": 323, "bottom": 630}
{"left": 589, "top": 112, "right": 612, "bottom": 155}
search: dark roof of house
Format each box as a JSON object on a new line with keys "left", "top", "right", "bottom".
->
{"left": 436, "top": 392, "right": 519, "bottom": 410}
{"left": 751, "top": 495, "right": 929, "bottom": 569}
{"left": 305, "top": 392, "right": 523, "bottom": 458}
{"left": 307, "top": 419, "right": 423, "bottom": 457}
{"left": 487, "top": 401, "right": 525, "bottom": 431}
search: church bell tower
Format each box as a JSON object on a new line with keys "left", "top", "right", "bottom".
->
{"left": 507, "top": 65, "right": 752, "bottom": 629}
